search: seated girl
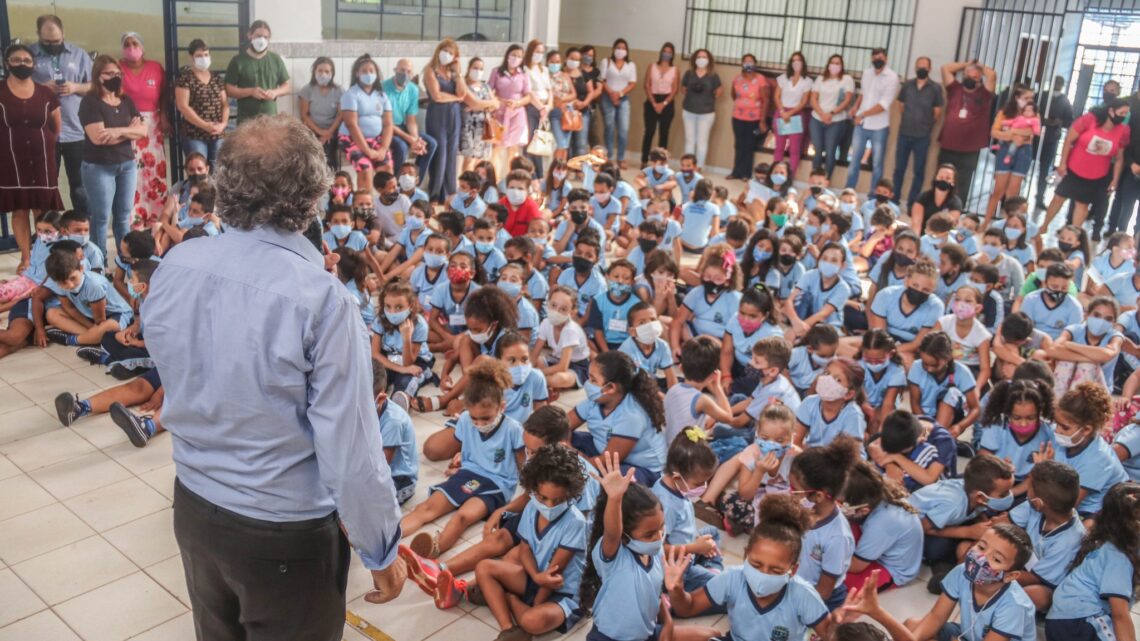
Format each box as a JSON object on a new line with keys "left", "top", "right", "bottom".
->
{"left": 532, "top": 286, "right": 592, "bottom": 393}
{"left": 670, "top": 243, "right": 743, "bottom": 355}
{"left": 794, "top": 357, "right": 867, "bottom": 449}
{"left": 907, "top": 331, "right": 979, "bottom": 439}
{"left": 371, "top": 279, "right": 435, "bottom": 398}
{"left": 841, "top": 460, "right": 924, "bottom": 592}
{"left": 720, "top": 286, "right": 784, "bottom": 396}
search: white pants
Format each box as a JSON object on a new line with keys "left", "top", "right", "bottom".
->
{"left": 682, "top": 110, "right": 716, "bottom": 168}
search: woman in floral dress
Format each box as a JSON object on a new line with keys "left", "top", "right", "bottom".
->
{"left": 459, "top": 56, "right": 499, "bottom": 170}
{"left": 119, "top": 31, "right": 167, "bottom": 228}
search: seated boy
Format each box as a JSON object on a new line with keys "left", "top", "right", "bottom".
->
{"left": 662, "top": 336, "right": 733, "bottom": 445}
{"left": 373, "top": 359, "right": 418, "bottom": 506}
{"left": 787, "top": 324, "right": 840, "bottom": 395}
{"left": 1015, "top": 263, "right": 1082, "bottom": 341}
{"left": 503, "top": 236, "right": 548, "bottom": 309}
{"left": 58, "top": 209, "right": 105, "bottom": 271}
{"left": 1014, "top": 247, "right": 1077, "bottom": 308}
{"left": 1009, "top": 460, "right": 1084, "bottom": 612}
{"left": 990, "top": 312, "right": 1052, "bottom": 381}
{"left": 75, "top": 259, "right": 159, "bottom": 379}
{"left": 618, "top": 302, "right": 676, "bottom": 389}
{"left": 867, "top": 409, "right": 944, "bottom": 492}
{"left": 720, "top": 336, "right": 802, "bottom": 434}
{"left": 112, "top": 230, "right": 158, "bottom": 303}
{"left": 42, "top": 250, "right": 134, "bottom": 347}
{"left": 969, "top": 263, "right": 1004, "bottom": 333}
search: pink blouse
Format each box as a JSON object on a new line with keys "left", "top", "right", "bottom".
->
{"left": 120, "top": 59, "right": 165, "bottom": 112}
{"left": 490, "top": 67, "right": 531, "bottom": 102}
{"left": 648, "top": 64, "right": 676, "bottom": 95}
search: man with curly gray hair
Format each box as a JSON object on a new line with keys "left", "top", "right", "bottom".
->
{"left": 142, "top": 115, "right": 407, "bottom": 641}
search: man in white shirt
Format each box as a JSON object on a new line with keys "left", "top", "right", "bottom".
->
{"left": 845, "top": 47, "right": 901, "bottom": 193}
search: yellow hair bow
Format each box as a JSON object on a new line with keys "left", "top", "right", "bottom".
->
{"left": 684, "top": 426, "right": 709, "bottom": 442}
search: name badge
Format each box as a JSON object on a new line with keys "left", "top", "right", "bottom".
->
{"left": 958, "top": 108, "right": 968, "bottom": 119}
{"left": 449, "top": 313, "right": 466, "bottom": 326}
{"left": 607, "top": 318, "right": 628, "bottom": 333}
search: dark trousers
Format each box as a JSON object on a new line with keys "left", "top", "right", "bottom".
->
{"left": 1109, "top": 167, "right": 1140, "bottom": 236}
{"left": 922, "top": 533, "right": 960, "bottom": 565}
{"left": 389, "top": 124, "right": 438, "bottom": 186}
{"left": 55, "top": 140, "right": 88, "bottom": 213}
{"left": 322, "top": 137, "right": 341, "bottom": 171}
{"left": 641, "top": 95, "right": 675, "bottom": 163}
{"left": 730, "top": 117, "right": 760, "bottom": 179}
{"left": 1036, "top": 125, "right": 1063, "bottom": 205}
{"left": 100, "top": 330, "right": 149, "bottom": 365}
{"left": 173, "top": 479, "right": 350, "bottom": 641}
{"left": 892, "top": 133, "right": 932, "bottom": 205}
{"left": 937, "top": 148, "right": 980, "bottom": 206}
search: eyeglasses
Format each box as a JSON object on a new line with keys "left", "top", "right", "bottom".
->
{"left": 8, "top": 58, "right": 33, "bottom": 65}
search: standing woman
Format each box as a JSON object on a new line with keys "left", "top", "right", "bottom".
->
{"left": 548, "top": 50, "right": 575, "bottom": 165}
{"left": 579, "top": 45, "right": 603, "bottom": 149}
{"left": 424, "top": 38, "right": 466, "bottom": 204}
{"left": 680, "top": 48, "right": 722, "bottom": 169}
{"left": 174, "top": 39, "right": 227, "bottom": 169}
{"left": 118, "top": 32, "right": 166, "bottom": 229}
{"left": 566, "top": 47, "right": 599, "bottom": 158}
{"left": 729, "top": 53, "right": 769, "bottom": 180}
{"left": 641, "top": 42, "right": 679, "bottom": 167}
{"left": 1041, "top": 97, "right": 1130, "bottom": 231}
{"left": 773, "top": 51, "right": 812, "bottom": 174}
{"left": 298, "top": 57, "right": 344, "bottom": 170}
{"left": 983, "top": 86, "right": 1037, "bottom": 227}
{"left": 338, "top": 55, "right": 393, "bottom": 193}
{"left": 0, "top": 43, "right": 62, "bottom": 274}
{"left": 79, "top": 55, "right": 147, "bottom": 260}
{"left": 489, "top": 44, "right": 531, "bottom": 179}
{"left": 459, "top": 56, "right": 500, "bottom": 171}
{"left": 522, "top": 39, "right": 552, "bottom": 179}
{"left": 809, "top": 53, "right": 855, "bottom": 179}
{"left": 599, "top": 38, "right": 637, "bottom": 169}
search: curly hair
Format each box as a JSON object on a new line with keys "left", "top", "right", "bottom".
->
{"left": 1056, "top": 381, "right": 1113, "bottom": 432}
{"left": 465, "top": 356, "right": 512, "bottom": 405}
{"left": 748, "top": 493, "right": 812, "bottom": 559}
{"left": 215, "top": 116, "right": 332, "bottom": 233}
{"left": 979, "top": 378, "right": 1054, "bottom": 428}
{"left": 791, "top": 434, "right": 860, "bottom": 497}
{"left": 375, "top": 278, "right": 420, "bottom": 333}
{"left": 464, "top": 285, "right": 519, "bottom": 330}
{"left": 520, "top": 444, "right": 587, "bottom": 499}
{"left": 1069, "top": 481, "right": 1140, "bottom": 590}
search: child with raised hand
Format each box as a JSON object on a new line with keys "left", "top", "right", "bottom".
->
{"left": 532, "top": 286, "right": 592, "bottom": 392}
{"left": 907, "top": 331, "right": 980, "bottom": 438}
{"left": 1036, "top": 382, "right": 1127, "bottom": 519}
{"left": 652, "top": 427, "right": 724, "bottom": 608}
{"left": 497, "top": 331, "right": 548, "bottom": 425}
{"left": 371, "top": 360, "right": 418, "bottom": 506}
{"left": 858, "top": 330, "right": 906, "bottom": 435}
{"left": 783, "top": 241, "right": 850, "bottom": 341}
{"left": 618, "top": 302, "right": 678, "bottom": 389}
{"left": 586, "top": 259, "right": 639, "bottom": 352}
{"left": 977, "top": 378, "right": 1055, "bottom": 496}
{"left": 569, "top": 351, "right": 667, "bottom": 485}
{"left": 455, "top": 444, "right": 589, "bottom": 639}
{"left": 401, "top": 357, "right": 525, "bottom": 560}
{"left": 841, "top": 461, "right": 924, "bottom": 592}
{"left": 663, "top": 494, "right": 834, "bottom": 640}
{"left": 794, "top": 357, "right": 867, "bottom": 449}
{"left": 670, "top": 243, "right": 743, "bottom": 356}
{"left": 581, "top": 452, "right": 716, "bottom": 641}
{"left": 788, "top": 435, "right": 860, "bottom": 610}
{"left": 1008, "top": 460, "right": 1084, "bottom": 612}
{"left": 1045, "top": 481, "right": 1140, "bottom": 641}
{"left": 867, "top": 409, "right": 944, "bottom": 492}
{"left": 372, "top": 279, "right": 435, "bottom": 398}
{"left": 905, "top": 524, "right": 1037, "bottom": 641}
{"left": 427, "top": 250, "right": 483, "bottom": 353}
{"left": 720, "top": 286, "right": 784, "bottom": 395}
{"left": 938, "top": 283, "right": 992, "bottom": 391}
{"left": 664, "top": 336, "right": 733, "bottom": 445}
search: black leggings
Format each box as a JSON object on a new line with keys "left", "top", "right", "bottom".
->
{"left": 641, "top": 94, "right": 675, "bottom": 162}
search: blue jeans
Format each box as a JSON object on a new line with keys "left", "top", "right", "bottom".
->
{"left": 182, "top": 137, "right": 223, "bottom": 170}
{"left": 572, "top": 108, "right": 592, "bottom": 157}
{"left": 389, "top": 126, "right": 438, "bottom": 186}
{"left": 549, "top": 107, "right": 572, "bottom": 150}
{"left": 601, "top": 96, "right": 630, "bottom": 161}
{"left": 809, "top": 117, "right": 848, "bottom": 179}
{"left": 892, "top": 133, "right": 931, "bottom": 204}
{"left": 82, "top": 159, "right": 136, "bottom": 264}
{"left": 845, "top": 125, "right": 889, "bottom": 192}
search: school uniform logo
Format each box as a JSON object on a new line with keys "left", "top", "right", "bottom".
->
{"left": 519, "top": 393, "right": 531, "bottom": 407}
{"left": 770, "top": 627, "right": 790, "bottom": 641}
{"left": 809, "top": 543, "right": 824, "bottom": 562}
{"left": 714, "top": 312, "right": 724, "bottom": 324}
{"left": 462, "top": 478, "right": 482, "bottom": 494}
{"left": 494, "top": 448, "right": 506, "bottom": 463}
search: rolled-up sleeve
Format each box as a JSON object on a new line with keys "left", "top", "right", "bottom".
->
{"left": 308, "top": 292, "right": 403, "bottom": 570}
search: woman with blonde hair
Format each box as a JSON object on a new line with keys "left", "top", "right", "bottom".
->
{"left": 424, "top": 38, "right": 466, "bottom": 203}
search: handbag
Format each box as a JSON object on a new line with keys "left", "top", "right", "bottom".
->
{"left": 527, "top": 119, "right": 555, "bottom": 157}
{"left": 561, "top": 107, "right": 583, "bottom": 132}
{"left": 482, "top": 114, "right": 504, "bottom": 143}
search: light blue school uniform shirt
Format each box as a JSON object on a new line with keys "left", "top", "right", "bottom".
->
{"left": 557, "top": 266, "right": 607, "bottom": 316}
{"left": 409, "top": 263, "right": 445, "bottom": 309}
{"left": 590, "top": 542, "right": 665, "bottom": 641}
{"left": 910, "top": 478, "right": 979, "bottom": 528}
{"left": 796, "top": 507, "right": 855, "bottom": 585}
{"left": 451, "top": 234, "right": 476, "bottom": 257}
{"left": 869, "top": 285, "right": 945, "bottom": 343}
{"left": 396, "top": 227, "right": 432, "bottom": 260}
{"left": 642, "top": 166, "right": 675, "bottom": 191}
{"left": 591, "top": 194, "right": 623, "bottom": 231}
{"left": 853, "top": 502, "right": 924, "bottom": 586}
{"left": 589, "top": 290, "right": 639, "bottom": 345}
{"left": 1008, "top": 500, "right": 1084, "bottom": 589}
{"left": 371, "top": 314, "right": 433, "bottom": 363}
{"left": 324, "top": 229, "right": 370, "bottom": 252}
{"left": 1061, "top": 247, "right": 1088, "bottom": 285}
{"left": 1106, "top": 271, "right": 1140, "bottom": 307}
{"left": 76, "top": 238, "right": 106, "bottom": 271}
{"left": 429, "top": 280, "right": 480, "bottom": 329}
{"left": 547, "top": 181, "right": 572, "bottom": 213}
{"left": 725, "top": 319, "right": 784, "bottom": 367}
{"left": 523, "top": 269, "right": 549, "bottom": 305}
{"left": 1054, "top": 435, "right": 1129, "bottom": 516}
{"left": 787, "top": 346, "right": 830, "bottom": 391}
{"left": 745, "top": 264, "right": 781, "bottom": 290}
{"left": 795, "top": 396, "right": 866, "bottom": 447}
{"left": 629, "top": 212, "right": 683, "bottom": 250}
{"left": 377, "top": 401, "right": 418, "bottom": 484}
{"left": 1047, "top": 543, "right": 1135, "bottom": 621}
{"left": 618, "top": 337, "right": 675, "bottom": 377}
{"left": 941, "top": 564, "right": 1037, "bottom": 641}
{"left": 475, "top": 245, "right": 507, "bottom": 281}
{"left": 343, "top": 279, "right": 375, "bottom": 327}
{"left": 773, "top": 262, "right": 807, "bottom": 300}
{"left": 954, "top": 229, "right": 980, "bottom": 256}
{"left": 575, "top": 453, "right": 601, "bottom": 515}
{"left": 1064, "top": 322, "right": 1123, "bottom": 388}
{"left": 1020, "top": 289, "right": 1083, "bottom": 340}
{"left": 516, "top": 500, "right": 587, "bottom": 618}
{"left": 679, "top": 200, "right": 720, "bottom": 248}
{"left": 919, "top": 235, "right": 947, "bottom": 263}
{"left": 338, "top": 85, "right": 391, "bottom": 139}
{"left": 935, "top": 271, "right": 972, "bottom": 303}
{"left": 681, "top": 287, "right": 742, "bottom": 339}
{"left": 625, "top": 246, "right": 649, "bottom": 275}
{"left": 991, "top": 217, "right": 1040, "bottom": 241}
{"left": 746, "top": 374, "right": 802, "bottom": 418}
{"left": 451, "top": 412, "right": 525, "bottom": 496}
{"left": 978, "top": 421, "right": 1055, "bottom": 482}
{"left": 450, "top": 193, "right": 487, "bottom": 220}
{"left": 703, "top": 570, "right": 829, "bottom": 641}
{"left": 504, "top": 367, "right": 549, "bottom": 425}
{"left": 861, "top": 199, "right": 900, "bottom": 228}
{"left": 66, "top": 271, "right": 133, "bottom": 326}
{"left": 553, "top": 217, "right": 608, "bottom": 259}
{"left": 1113, "top": 423, "right": 1140, "bottom": 482}
{"left": 676, "top": 170, "right": 702, "bottom": 203}
{"left": 179, "top": 216, "right": 221, "bottom": 236}
{"left": 862, "top": 361, "right": 907, "bottom": 408}
{"left": 802, "top": 188, "right": 834, "bottom": 214}
{"left": 793, "top": 269, "right": 850, "bottom": 329}
{"left": 718, "top": 199, "right": 738, "bottom": 222}
{"left": 867, "top": 251, "right": 907, "bottom": 290}
{"left": 1005, "top": 243, "right": 1037, "bottom": 271}
{"left": 574, "top": 393, "right": 665, "bottom": 473}
{"left": 1092, "top": 253, "right": 1133, "bottom": 283}
{"left": 652, "top": 480, "right": 699, "bottom": 546}
{"left": 907, "top": 360, "right": 976, "bottom": 417}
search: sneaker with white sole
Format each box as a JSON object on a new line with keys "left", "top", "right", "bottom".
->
{"left": 54, "top": 392, "right": 80, "bottom": 427}
{"left": 109, "top": 402, "right": 151, "bottom": 448}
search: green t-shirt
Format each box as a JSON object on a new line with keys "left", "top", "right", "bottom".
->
{"left": 225, "top": 50, "right": 290, "bottom": 122}
{"left": 1019, "top": 274, "right": 1079, "bottom": 297}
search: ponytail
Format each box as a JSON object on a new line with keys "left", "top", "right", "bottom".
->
{"left": 595, "top": 351, "right": 666, "bottom": 428}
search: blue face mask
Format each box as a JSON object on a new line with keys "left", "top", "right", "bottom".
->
{"left": 818, "top": 261, "right": 840, "bottom": 278}
{"left": 359, "top": 72, "right": 377, "bottom": 86}
{"left": 755, "top": 438, "right": 787, "bottom": 459}
{"left": 984, "top": 491, "right": 1014, "bottom": 513}
{"left": 511, "top": 363, "right": 534, "bottom": 386}
{"left": 981, "top": 245, "right": 1002, "bottom": 260}
{"left": 498, "top": 280, "right": 522, "bottom": 298}
{"left": 753, "top": 247, "right": 772, "bottom": 262}
{"left": 406, "top": 216, "right": 425, "bottom": 231}
{"left": 820, "top": 223, "right": 832, "bottom": 235}
{"left": 1004, "top": 227, "right": 1023, "bottom": 241}
{"left": 625, "top": 533, "right": 663, "bottom": 556}
{"left": 331, "top": 224, "right": 353, "bottom": 239}
{"left": 839, "top": 202, "right": 856, "bottom": 214}
{"left": 548, "top": 63, "right": 562, "bottom": 74}
{"left": 189, "top": 216, "right": 208, "bottom": 226}
{"left": 805, "top": 225, "right": 819, "bottom": 238}
{"left": 770, "top": 174, "right": 787, "bottom": 186}
{"left": 958, "top": 227, "right": 975, "bottom": 238}
{"left": 65, "top": 233, "right": 88, "bottom": 245}
{"left": 584, "top": 381, "right": 604, "bottom": 402}
{"left": 864, "top": 359, "right": 889, "bottom": 373}
{"left": 127, "top": 281, "right": 142, "bottom": 300}
{"left": 1087, "top": 316, "right": 1113, "bottom": 336}
{"left": 741, "top": 563, "right": 791, "bottom": 598}
{"left": 424, "top": 253, "right": 448, "bottom": 269}
{"left": 530, "top": 494, "right": 569, "bottom": 521}
{"left": 609, "top": 281, "right": 632, "bottom": 297}
{"left": 475, "top": 240, "right": 496, "bottom": 254}
{"left": 385, "top": 309, "right": 410, "bottom": 325}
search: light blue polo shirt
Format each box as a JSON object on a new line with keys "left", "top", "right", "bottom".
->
{"left": 796, "top": 508, "right": 854, "bottom": 585}
{"left": 574, "top": 393, "right": 665, "bottom": 473}
{"left": 338, "top": 84, "right": 391, "bottom": 139}
{"left": 1008, "top": 500, "right": 1084, "bottom": 589}
{"left": 942, "top": 564, "right": 1037, "bottom": 641}
{"left": 590, "top": 541, "right": 665, "bottom": 641}
{"left": 1019, "top": 289, "right": 1083, "bottom": 340}
{"left": 450, "top": 412, "right": 525, "bottom": 497}
{"left": 681, "top": 287, "right": 743, "bottom": 338}
{"left": 853, "top": 502, "right": 924, "bottom": 586}
{"left": 1047, "top": 542, "right": 1135, "bottom": 621}
{"left": 869, "top": 285, "right": 945, "bottom": 343}
{"left": 793, "top": 269, "right": 850, "bottom": 329}
{"left": 377, "top": 401, "right": 418, "bottom": 483}
{"left": 1054, "top": 435, "right": 1129, "bottom": 516}
{"left": 794, "top": 395, "right": 866, "bottom": 448}
{"left": 909, "top": 478, "right": 979, "bottom": 529}
{"left": 703, "top": 570, "right": 828, "bottom": 641}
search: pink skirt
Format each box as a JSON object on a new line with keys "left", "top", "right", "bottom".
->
{"left": 496, "top": 106, "right": 529, "bottom": 147}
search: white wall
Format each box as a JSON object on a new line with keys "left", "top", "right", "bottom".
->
{"left": 907, "top": 0, "right": 986, "bottom": 72}
{"left": 559, "top": 0, "right": 684, "bottom": 50}
{"left": 251, "top": 0, "right": 322, "bottom": 43}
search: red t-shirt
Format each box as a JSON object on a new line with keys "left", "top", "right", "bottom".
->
{"left": 120, "top": 59, "right": 165, "bottom": 113}
{"left": 1067, "top": 112, "right": 1131, "bottom": 180}
{"left": 938, "top": 81, "right": 995, "bottom": 152}
{"left": 501, "top": 197, "right": 541, "bottom": 236}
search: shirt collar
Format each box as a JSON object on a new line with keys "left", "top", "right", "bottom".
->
{"left": 230, "top": 224, "right": 324, "bottom": 267}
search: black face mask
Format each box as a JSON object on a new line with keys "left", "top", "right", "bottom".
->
{"left": 103, "top": 76, "right": 122, "bottom": 93}
{"left": 778, "top": 254, "right": 796, "bottom": 266}
{"left": 1045, "top": 289, "right": 1066, "bottom": 303}
{"left": 7, "top": 65, "right": 34, "bottom": 80}
{"left": 810, "top": 185, "right": 822, "bottom": 196}
{"left": 637, "top": 238, "right": 657, "bottom": 254}
{"left": 873, "top": 193, "right": 890, "bottom": 203}
{"left": 572, "top": 256, "right": 594, "bottom": 274}
{"left": 1057, "top": 241, "right": 1075, "bottom": 253}
{"left": 933, "top": 179, "right": 953, "bottom": 191}
{"left": 1112, "top": 112, "right": 1127, "bottom": 125}
{"left": 703, "top": 281, "right": 726, "bottom": 296}
{"left": 570, "top": 209, "right": 588, "bottom": 225}
{"left": 872, "top": 59, "right": 886, "bottom": 70}
{"left": 905, "top": 287, "right": 929, "bottom": 306}
{"left": 895, "top": 254, "right": 915, "bottom": 267}
{"left": 40, "top": 42, "right": 64, "bottom": 56}
{"left": 380, "top": 192, "right": 399, "bottom": 205}
{"left": 961, "top": 77, "right": 978, "bottom": 90}
{"left": 915, "top": 68, "right": 929, "bottom": 80}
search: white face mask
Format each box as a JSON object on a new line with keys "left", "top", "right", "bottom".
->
{"left": 547, "top": 310, "right": 570, "bottom": 326}
{"left": 315, "top": 72, "right": 331, "bottom": 86}
{"left": 398, "top": 174, "right": 417, "bottom": 192}
{"left": 553, "top": 170, "right": 567, "bottom": 181}
{"left": 507, "top": 188, "right": 527, "bottom": 206}
{"left": 566, "top": 59, "right": 580, "bottom": 70}
{"left": 469, "top": 68, "right": 483, "bottom": 82}
{"left": 438, "top": 50, "right": 454, "bottom": 66}
{"left": 250, "top": 36, "right": 269, "bottom": 53}
{"left": 474, "top": 414, "right": 502, "bottom": 434}
{"left": 194, "top": 56, "right": 212, "bottom": 71}
{"left": 634, "top": 320, "right": 663, "bottom": 344}
{"left": 469, "top": 326, "right": 495, "bottom": 344}
{"left": 1054, "top": 431, "right": 1084, "bottom": 449}
{"left": 532, "top": 52, "right": 545, "bottom": 65}
{"left": 614, "top": 49, "right": 628, "bottom": 60}
{"left": 828, "top": 63, "right": 841, "bottom": 76}
{"left": 695, "top": 57, "right": 708, "bottom": 69}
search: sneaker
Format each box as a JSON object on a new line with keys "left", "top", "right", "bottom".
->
{"left": 466, "top": 582, "right": 487, "bottom": 607}
{"left": 398, "top": 544, "right": 441, "bottom": 596}
{"left": 76, "top": 346, "right": 106, "bottom": 365}
{"left": 693, "top": 500, "right": 723, "bottom": 527}
{"left": 109, "top": 402, "right": 150, "bottom": 448}
{"left": 45, "top": 328, "right": 71, "bottom": 345}
{"left": 492, "top": 626, "right": 532, "bottom": 641}
{"left": 410, "top": 531, "right": 440, "bottom": 559}
{"left": 391, "top": 391, "right": 411, "bottom": 412}
{"left": 927, "top": 561, "right": 954, "bottom": 595}
{"left": 108, "top": 364, "right": 147, "bottom": 381}
{"left": 433, "top": 569, "right": 467, "bottom": 609}
{"left": 54, "top": 392, "right": 80, "bottom": 427}
{"left": 955, "top": 439, "right": 976, "bottom": 459}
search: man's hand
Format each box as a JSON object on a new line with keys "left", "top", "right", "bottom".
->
{"left": 365, "top": 557, "right": 407, "bottom": 604}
